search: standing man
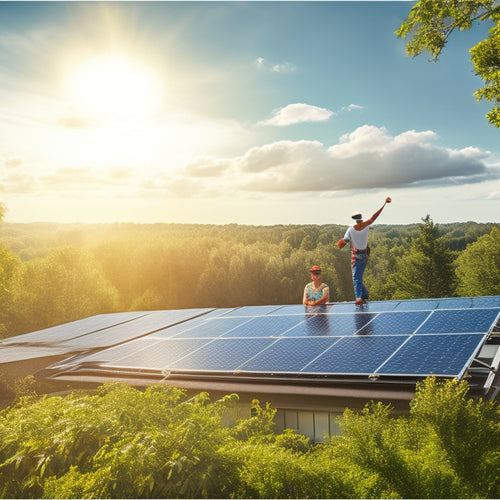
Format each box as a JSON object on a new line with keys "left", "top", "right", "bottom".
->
{"left": 337, "top": 197, "right": 391, "bottom": 305}
{"left": 303, "top": 265, "right": 330, "bottom": 306}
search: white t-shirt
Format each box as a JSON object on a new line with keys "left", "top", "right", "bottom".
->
{"left": 344, "top": 225, "right": 370, "bottom": 250}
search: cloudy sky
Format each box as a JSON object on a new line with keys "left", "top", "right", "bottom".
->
{"left": 1, "top": 1, "right": 499, "bottom": 225}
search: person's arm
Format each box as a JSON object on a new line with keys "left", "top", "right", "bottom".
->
{"left": 337, "top": 227, "right": 351, "bottom": 249}
{"left": 303, "top": 285, "right": 310, "bottom": 305}
{"left": 307, "top": 286, "right": 329, "bottom": 306}
{"left": 360, "top": 197, "right": 392, "bottom": 228}
{"left": 314, "top": 286, "right": 329, "bottom": 305}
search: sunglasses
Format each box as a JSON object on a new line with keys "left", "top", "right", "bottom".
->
{"left": 311, "top": 271, "right": 321, "bottom": 275}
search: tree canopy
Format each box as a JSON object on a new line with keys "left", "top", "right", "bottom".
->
{"left": 396, "top": 0, "right": 500, "bottom": 127}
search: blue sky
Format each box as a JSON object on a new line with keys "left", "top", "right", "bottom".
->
{"left": 0, "top": 1, "right": 499, "bottom": 225}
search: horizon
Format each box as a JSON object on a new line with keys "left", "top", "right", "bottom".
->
{"left": 1, "top": 1, "right": 499, "bottom": 227}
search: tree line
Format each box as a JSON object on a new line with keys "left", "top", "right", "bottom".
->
{"left": 0, "top": 213, "right": 499, "bottom": 338}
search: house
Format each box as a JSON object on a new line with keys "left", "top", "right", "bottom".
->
{"left": 1, "top": 296, "right": 499, "bottom": 442}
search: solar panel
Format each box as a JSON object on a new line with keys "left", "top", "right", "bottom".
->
{"left": 169, "top": 338, "right": 276, "bottom": 372}
{"left": 221, "top": 305, "right": 283, "bottom": 317}
{"left": 472, "top": 296, "right": 500, "bottom": 308}
{"left": 437, "top": 297, "right": 473, "bottom": 309}
{"left": 0, "top": 312, "right": 147, "bottom": 345}
{"left": 331, "top": 301, "right": 401, "bottom": 312}
{"left": 105, "top": 338, "right": 214, "bottom": 370}
{"left": 239, "top": 337, "right": 341, "bottom": 372}
{"left": 58, "top": 309, "right": 213, "bottom": 348}
{"left": 14, "top": 295, "right": 500, "bottom": 385}
{"left": 303, "top": 336, "right": 408, "bottom": 375}
{"left": 170, "top": 317, "right": 252, "bottom": 338}
{"left": 376, "top": 334, "right": 486, "bottom": 377}
{"left": 416, "top": 309, "right": 500, "bottom": 334}
{"left": 221, "top": 315, "right": 306, "bottom": 338}
{"left": 356, "top": 311, "right": 431, "bottom": 335}
{"left": 0, "top": 346, "right": 74, "bottom": 363}
{"left": 149, "top": 308, "right": 233, "bottom": 338}
{"left": 283, "top": 313, "right": 375, "bottom": 337}
{"left": 270, "top": 304, "right": 319, "bottom": 315}
{"left": 394, "top": 299, "right": 440, "bottom": 311}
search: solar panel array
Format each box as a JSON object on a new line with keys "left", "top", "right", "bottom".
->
{"left": 67, "top": 296, "right": 500, "bottom": 380}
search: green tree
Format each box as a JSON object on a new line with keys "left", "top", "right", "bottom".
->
{"left": 455, "top": 226, "right": 500, "bottom": 296}
{"left": 396, "top": 0, "right": 500, "bottom": 127}
{"left": 389, "top": 215, "right": 456, "bottom": 299}
{"left": 338, "top": 377, "right": 500, "bottom": 498}
{"left": 6, "top": 246, "right": 119, "bottom": 336}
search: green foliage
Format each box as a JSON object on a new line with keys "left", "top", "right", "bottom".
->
{"left": 396, "top": 0, "right": 500, "bottom": 127}
{"left": 337, "top": 378, "right": 500, "bottom": 498}
{"left": 0, "top": 384, "right": 238, "bottom": 499}
{"left": 5, "top": 246, "right": 119, "bottom": 336}
{"left": 410, "top": 377, "right": 500, "bottom": 497}
{"left": 455, "top": 227, "right": 500, "bottom": 296}
{"left": 0, "top": 379, "right": 500, "bottom": 498}
{"left": 388, "top": 215, "right": 456, "bottom": 299}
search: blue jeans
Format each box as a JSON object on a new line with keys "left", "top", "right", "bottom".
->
{"left": 352, "top": 253, "right": 369, "bottom": 300}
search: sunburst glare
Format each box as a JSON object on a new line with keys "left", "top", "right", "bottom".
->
{"left": 65, "top": 53, "right": 163, "bottom": 124}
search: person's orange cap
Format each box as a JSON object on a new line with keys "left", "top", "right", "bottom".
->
{"left": 310, "top": 265, "right": 321, "bottom": 272}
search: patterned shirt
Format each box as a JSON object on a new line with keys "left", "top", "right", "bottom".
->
{"left": 304, "top": 282, "right": 329, "bottom": 302}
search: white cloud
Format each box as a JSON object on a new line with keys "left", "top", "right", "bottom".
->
{"left": 258, "top": 103, "right": 334, "bottom": 126}
{"left": 174, "top": 125, "right": 499, "bottom": 194}
{"left": 255, "top": 57, "right": 297, "bottom": 73}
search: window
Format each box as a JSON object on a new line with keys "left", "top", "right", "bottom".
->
{"left": 274, "top": 409, "right": 342, "bottom": 442}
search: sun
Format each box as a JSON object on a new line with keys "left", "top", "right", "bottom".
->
{"left": 65, "top": 54, "right": 162, "bottom": 123}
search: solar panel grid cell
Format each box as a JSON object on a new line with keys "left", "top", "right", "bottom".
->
{"left": 106, "top": 338, "right": 214, "bottom": 370}
{"left": 169, "top": 338, "right": 276, "bottom": 372}
{"left": 303, "top": 335, "right": 409, "bottom": 375}
{"left": 239, "top": 337, "right": 341, "bottom": 372}
{"left": 356, "top": 311, "right": 431, "bottom": 335}
{"left": 283, "top": 313, "right": 375, "bottom": 337}
{"left": 170, "top": 317, "right": 252, "bottom": 338}
{"left": 221, "top": 315, "right": 306, "bottom": 338}
{"left": 416, "top": 309, "right": 500, "bottom": 334}
{"left": 376, "top": 334, "right": 487, "bottom": 377}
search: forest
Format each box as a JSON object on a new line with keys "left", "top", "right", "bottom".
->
{"left": 0, "top": 214, "right": 499, "bottom": 338}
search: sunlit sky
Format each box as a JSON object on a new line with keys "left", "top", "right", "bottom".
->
{"left": 1, "top": 1, "right": 499, "bottom": 226}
